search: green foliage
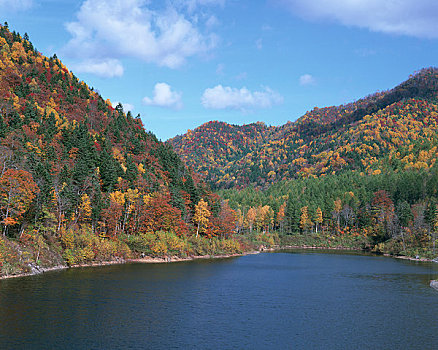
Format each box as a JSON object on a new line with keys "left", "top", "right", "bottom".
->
{"left": 279, "top": 233, "right": 371, "bottom": 250}
{"left": 221, "top": 167, "right": 438, "bottom": 258}
{"left": 60, "top": 226, "right": 131, "bottom": 265}
{"left": 0, "top": 23, "right": 228, "bottom": 277}
{"left": 187, "top": 236, "right": 243, "bottom": 256}
{"left": 171, "top": 68, "right": 438, "bottom": 189}
{"left": 122, "top": 232, "right": 245, "bottom": 257}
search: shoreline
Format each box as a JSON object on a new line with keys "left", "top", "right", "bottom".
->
{"left": 0, "top": 250, "right": 260, "bottom": 281}
{"left": 1, "top": 246, "right": 436, "bottom": 282}
{"left": 274, "top": 244, "right": 437, "bottom": 263}
{"left": 0, "top": 265, "right": 68, "bottom": 280}
{"left": 126, "top": 250, "right": 260, "bottom": 264}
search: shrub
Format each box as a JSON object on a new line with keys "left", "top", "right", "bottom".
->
{"left": 60, "top": 226, "right": 132, "bottom": 265}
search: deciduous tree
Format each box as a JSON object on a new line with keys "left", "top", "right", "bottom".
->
{"left": 0, "top": 169, "right": 39, "bottom": 235}
{"left": 194, "top": 198, "right": 211, "bottom": 237}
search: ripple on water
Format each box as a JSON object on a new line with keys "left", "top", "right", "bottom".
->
{"left": 0, "top": 251, "right": 438, "bottom": 349}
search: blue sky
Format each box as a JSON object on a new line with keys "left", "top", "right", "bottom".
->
{"left": 2, "top": 0, "right": 438, "bottom": 140}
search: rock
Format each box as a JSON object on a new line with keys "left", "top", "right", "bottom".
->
{"left": 430, "top": 280, "right": 438, "bottom": 291}
{"left": 28, "top": 262, "right": 42, "bottom": 275}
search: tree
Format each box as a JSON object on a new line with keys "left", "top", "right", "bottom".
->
{"left": 217, "top": 200, "right": 237, "bottom": 238}
{"left": 101, "top": 190, "right": 125, "bottom": 235}
{"left": 277, "top": 202, "right": 286, "bottom": 233}
{"left": 194, "top": 198, "right": 211, "bottom": 237}
{"left": 371, "top": 190, "right": 395, "bottom": 241}
{"left": 286, "top": 195, "right": 300, "bottom": 233}
{"left": 236, "top": 208, "right": 244, "bottom": 233}
{"left": 245, "top": 207, "right": 257, "bottom": 233}
{"left": 315, "top": 207, "right": 323, "bottom": 233}
{"left": 138, "top": 193, "right": 187, "bottom": 235}
{"left": 332, "top": 198, "right": 342, "bottom": 231}
{"left": 300, "top": 206, "right": 312, "bottom": 233}
{"left": 396, "top": 200, "right": 412, "bottom": 250}
{"left": 78, "top": 193, "right": 92, "bottom": 224}
{"left": 0, "top": 169, "right": 39, "bottom": 235}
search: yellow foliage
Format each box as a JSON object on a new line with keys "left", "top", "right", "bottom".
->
{"left": 112, "top": 147, "right": 125, "bottom": 164}
{"left": 110, "top": 191, "right": 125, "bottom": 206}
{"left": 315, "top": 207, "right": 323, "bottom": 225}
{"left": 79, "top": 194, "right": 92, "bottom": 221}
{"left": 299, "top": 206, "right": 312, "bottom": 231}
{"left": 11, "top": 41, "right": 27, "bottom": 61}
{"left": 126, "top": 188, "right": 139, "bottom": 203}
{"left": 194, "top": 199, "right": 211, "bottom": 234}
{"left": 143, "top": 193, "right": 152, "bottom": 205}
{"left": 137, "top": 163, "right": 146, "bottom": 174}
{"left": 151, "top": 240, "right": 168, "bottom": 256}
{"left": 245, "top": 207, "right": 257, "bottom": 230}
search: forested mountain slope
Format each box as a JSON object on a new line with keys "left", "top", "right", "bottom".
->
{"left": 170, "top": 121, "right": 274, "bottom": 184}
{"left": 170, "top": 68, "right": 438, "bottom": 188}
{"left": 0, "top": 24, "right": 245, "bottom": 276}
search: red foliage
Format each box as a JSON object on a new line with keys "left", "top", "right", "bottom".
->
{"left": 138, "top": 193, "right": 188, "bottom": 236}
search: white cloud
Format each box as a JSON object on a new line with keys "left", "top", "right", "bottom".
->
{"left": 299, "top": 74, "right": 315, "bottom": 86}
{"left": 205, "top": 15, "right": 220, "bottom": 28}
{"left": 72, "top": 59, "right": 124, "bottom": 78}
{"left": 143, "top": 83, "right": 183, "bottom": 110}
{"left": 277, "top": 0, "right": 438, "bottom": 38}
{"left": 181, "top": 0, "right": 226, "bottom": 13}
{"left": 62, "top": 0, "right": 218, "bottom": 75}
{"left": 201, "top": 85, "right": 283, "bottom": 111}
{"left": 256, "top": 38, "right": 263, "bottom": 50}
{"left": 0, "top": 0, "right": 32, "bottom": 12}
{"left": 112, "top": 102, "right": 134, "bottom": 112}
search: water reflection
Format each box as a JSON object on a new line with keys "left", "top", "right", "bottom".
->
{"left": 1, "top": 252, "right": 438, "bottom": 349}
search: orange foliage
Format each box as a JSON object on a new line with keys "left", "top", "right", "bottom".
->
{"left": 0, "top": 169, "right": 39, "bottom": 232}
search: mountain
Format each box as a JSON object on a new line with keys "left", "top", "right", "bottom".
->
{"left": 170, "top": 68, "right": 438, "bottom": 189}
{"left": 0, "top": 24, "right": 250, "bottom": 275}
{"left": 170, "top": 121, "right": 273, "bottom": 185}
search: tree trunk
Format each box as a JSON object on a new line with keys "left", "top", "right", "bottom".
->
{"left": 3, "top": 204, "right": 10, "bottom": 236}
{"left": 401, "top": 228, "right": 406, "bottom": 251}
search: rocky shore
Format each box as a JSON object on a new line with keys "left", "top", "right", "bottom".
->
{"left": 1, "top": 246, "right": 437, "bottom": 286}
{"left": 0, "top": 251, "right": 261, "bottom": 280}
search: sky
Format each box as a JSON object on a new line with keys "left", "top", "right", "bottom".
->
{"left": 1, "top": 0, "right": 438, "bottom": 140}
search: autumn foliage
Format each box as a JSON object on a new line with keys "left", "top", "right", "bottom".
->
{"left": 0, "top": 169, "right": 39, "bottom": 234}
{"left": 170, "top": 68, "right": 438, "bottom": 188}
{"left": 0, "top": 23, "right": 242, "bottom": 273}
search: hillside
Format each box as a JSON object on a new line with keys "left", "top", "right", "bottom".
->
{"left": 170, "top": 68, "right": 438, "bottom": 188}
{"left": 170, "top": 121, "right": 274, "bottom": 184}
{"left": 0, "top": 24, "right": 257, "bottom": 277}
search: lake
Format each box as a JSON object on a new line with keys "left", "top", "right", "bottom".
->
{"left": 1, "top": 250, "right": 437, "bottom": 349}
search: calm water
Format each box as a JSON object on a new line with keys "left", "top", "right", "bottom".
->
{"left": 1, "top": 250, "right": 438, "bottom": 349}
